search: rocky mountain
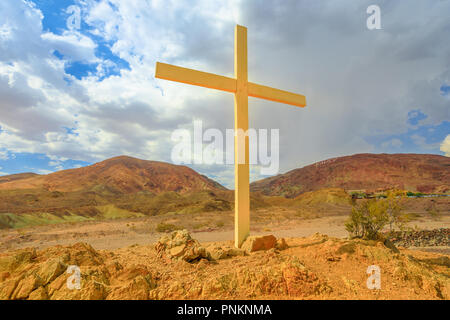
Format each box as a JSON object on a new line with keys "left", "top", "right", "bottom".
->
{"left": 0, "top": 173, "right": 39, "bottom": 184}
{"left": 0, "top": 153, "right": 448, "bottom": 229}
{"left": 0, "top": 156, "right": 230, "bottom": 228}
{"left": 250, "top": 153, "right": 450, "bottom": 198}
{"left": 0, "top": 156, "right": 225, "bottom": 194}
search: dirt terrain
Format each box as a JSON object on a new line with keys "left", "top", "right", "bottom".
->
{"left": 0, "top": 154, "right": 448, "bottom": 300}
{"left": 1, "top": 210, "right": 448, "bottom": 252}
{"left": 0, "top": 231, "right": 448, "bottom": 300}
{"left": 0, "top": 206, "right": 448, "bottom": 300}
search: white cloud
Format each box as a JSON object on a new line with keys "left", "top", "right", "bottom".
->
{"left": 411, "top": 134, "right": 440, "bottom": 150}
{"left": 0, "top": 0, "right": 448, "bottom": 186}
{"left": 0, "top": 166, "right": 7, "bottom": 175}
{"left": 41, "top": 31, "right": 99, "bottom": 63}
{"left": 0, "top": 149, "right": 9, "bottom": 160}
{"left": 37, "top": 169, "right": 53, "bottom": 175}
{"left": 48, "top": 161, "right": 64, "bottom": 171}
{"left": 441, "top": 135, "right": 450, "bottom": 157}
{"left": 381, "top": 138, "right": 403, "bottom": 148}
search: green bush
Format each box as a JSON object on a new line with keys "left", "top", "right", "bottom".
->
{"left": 215, "top": 221, "right": 225, "bottom": 228}
{"left": 156, "top": 222, "right": 183, "bottom": 233}
{"left": 406, "top": 191, "right": 425, "bottom": 197}
{"left": 346, "top": 191, "right": 407, "bottom": 240}
{"left": 384, "top": 191, "right": 407, "bottom": 232}
{"left": 345, "top": 199, "right": 389, "bottom": 240}
{"left": 350, "top": 191, "right": 367, "bottom": 199}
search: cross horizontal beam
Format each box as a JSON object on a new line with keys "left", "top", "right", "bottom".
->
{"left": 155, "top": 62, "right": 236, "bottom": 93}
{"left": 155, "top": 62, "right": 306, "bottom": 107}
{"left": 248, "top": 82, "right": 306, "bottom": 107}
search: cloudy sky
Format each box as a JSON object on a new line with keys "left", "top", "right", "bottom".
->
{"left": 0, "top": 0, "right": 449, "bottom": 188}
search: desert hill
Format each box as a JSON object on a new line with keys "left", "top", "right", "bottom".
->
{"left": 0, "top": 156, "right": 231, "bottom": 229}
{"left": 0, "top": 153, "right": 448, "bottom": 229}
{"left": 0, "top": 156, "right": 225, "bottom": 194}
{"left": 0, "top": 173, "right": 39, "bottom": 184}
{"left": 251, "top": 153, "right": 450, "bottom": 198}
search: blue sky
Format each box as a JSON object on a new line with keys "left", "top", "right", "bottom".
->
{"left": 0, "top": 152, "right": 89, "bottom": 175}
{"left": 0, "top": 1, "right": 448, "bottom": 187}
{"left": 35, "top": 0, "right": 129, "bottom": 80}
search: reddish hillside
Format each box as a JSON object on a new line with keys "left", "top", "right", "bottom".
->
{"left": 250, "top": 153, "right": 450, "bottom": 197}
{"left": 0, "top": 156, "right": 225, "bottom": 193}
{"left": 0, "top": 173, "right": 39, "bottom": 184}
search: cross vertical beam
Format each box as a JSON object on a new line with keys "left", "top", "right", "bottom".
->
{"left": 234, "top": 25, "right": 250, "bottom": 247}
{"left": 154, "top": 24, "right": 307, "bottom": 249}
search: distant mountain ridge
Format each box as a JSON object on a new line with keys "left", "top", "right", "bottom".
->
{"left": 0, "top": 173, "right": 39, "bottom": 184}
{"left": 0, "top": 156, "right": 232, "bottom": 228}
{"left": 1, "top": 154, "right": 448, "bottom": 197}
{"left": 0, "top": 153, "right": 448, "bottom": 229}
{"left": 250, "top": 153, "right": 450, "bottom": 198}
{"left": 0, "top": 156, "right": 226, "bottom": 193}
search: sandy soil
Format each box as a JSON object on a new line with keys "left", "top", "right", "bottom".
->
{"left": 1, "top": 211, "right": 448, "bottom": 252}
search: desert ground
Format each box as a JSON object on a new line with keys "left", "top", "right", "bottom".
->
{"left": 1, "top": 207, "right": 449, "bottom": 252}
{"left": 0, "top": 197, "right": 448, "bottom": 300}
{"left": 0, "top": 226, "right": 448, "bottom": 300}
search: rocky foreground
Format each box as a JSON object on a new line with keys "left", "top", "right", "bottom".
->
{"left": 0, "top": 231, "right": 448, "bottom": 300}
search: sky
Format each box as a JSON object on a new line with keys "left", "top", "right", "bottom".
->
{"left": 0, "top": 0, "right": 449, "bottom": 188}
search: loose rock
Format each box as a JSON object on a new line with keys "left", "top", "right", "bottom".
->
{"left": 155, "top": 230, "right": 211, "bottom": 263}
{"left": 207, "top": 245, "right": 245, "bottom": 260}
{"left": 241, "top": 235, "right": 277, "bottom": 253}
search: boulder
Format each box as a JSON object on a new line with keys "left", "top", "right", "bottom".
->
{"left": 11, "top": 274, "right": 39, "bottom": 299}
{"left": 0, "top": 278, "right": 20, "bottom": 300}
{"left": 68, "top": 242, "right": 104, "bottom": 266}
{"left": 241, "top": 235, "right": 277, "bottom": 253}
{"left": 169, "top": 245, "right": 186, "bottom": 258}
{"left": 155, "top": 230, "right": 210, "bottom": 263}
{"left": 36, "top": 258, "right": 67, "bottom": 286}
{"left": 207, "top": 246, "right": 246, "bottom": 260}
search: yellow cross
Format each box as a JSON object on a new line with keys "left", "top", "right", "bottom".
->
{"left": 155, "top": 25, "right": 306, "bottom": 248}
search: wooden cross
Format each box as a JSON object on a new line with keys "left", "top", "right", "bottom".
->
{"left": 155, "top": 25, "right": 306, "bottom": 248}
